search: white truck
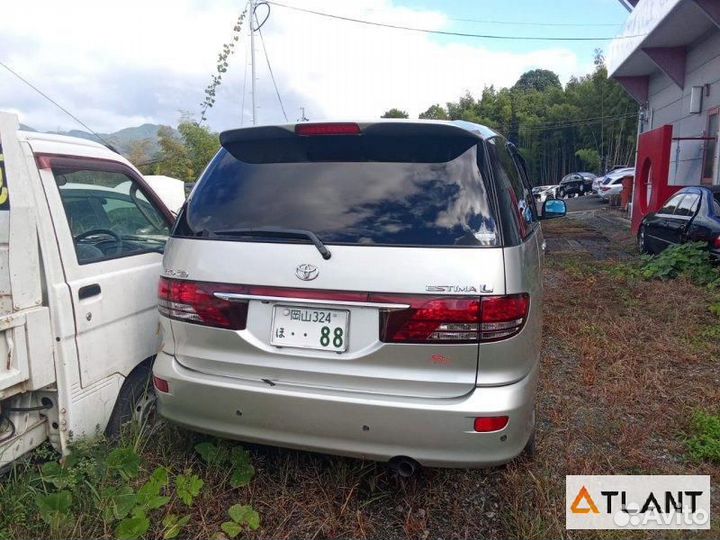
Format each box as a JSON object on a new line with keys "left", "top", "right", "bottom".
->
{"left": 0, "top": 112, "right": 173, "bottom": 466}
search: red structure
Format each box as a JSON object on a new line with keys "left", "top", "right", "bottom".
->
{"left": 631, "top": 125, "right": 680, "bottom": 235}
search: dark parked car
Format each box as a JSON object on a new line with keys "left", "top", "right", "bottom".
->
{"left": 558, "top": 172, "right": 594, "bottom": 198}
{"left": 638, "top": 186, "right": 720, "bottom": 257}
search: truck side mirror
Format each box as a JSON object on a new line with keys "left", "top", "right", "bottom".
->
{"left": 541, "top": 199, "right": 567, "bottom": 220}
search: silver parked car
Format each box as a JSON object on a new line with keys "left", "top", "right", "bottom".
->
{"left": 153, "top": 120, "right": 566, "bottom": 469}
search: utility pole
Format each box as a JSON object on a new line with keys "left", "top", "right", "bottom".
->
{"left": 249, "top": 0, "right": 257, "bottom": 125}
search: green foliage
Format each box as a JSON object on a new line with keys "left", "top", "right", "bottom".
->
{"left": 175, "top": 472, "right": 204, "bottom": 506}
{"left": 106, "top": 447, "right": 141, "bottom": 480}
{"left": 221, "top": 504, "right": 261, "bottom": 537}
{"left": 438, "top": 54, "right": 637, "bottom": 184}
{"left": 381, "top": 108, "right": 409, "bottom": 119}
{"left": 418, "top": 103, "right": 448, "bottom": 120}
{"left": 686, "top": 411, "right": 720, "bottom": 463}
{"left": 151, "top": 121, "right": 220, "bottom": 182}
{"left": 640, "top": 242, "right": 720, "bottom": 286}
{"left": 194, "top": 440, "right": 255, "bottom": 487}
{"left": 512, "top": 68, "right": 562, "bottom": 93}
{"left": 574, "top": 148, "right": 601, "bottom": 173}
{"left": 36, "top": 490, "right": 73, "bottom": 531}
{"left": 162, "top": 514, "right": 191, "bottom": 540}
{"left": 116, "top": 515, "right": 150, "bottom": 540}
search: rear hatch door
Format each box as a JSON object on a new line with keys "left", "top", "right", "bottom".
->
{"left": 164, "top": 123, "right": 506, "bottom": 399}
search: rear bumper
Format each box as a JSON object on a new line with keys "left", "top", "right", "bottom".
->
{"left": 153, "top": 352, "right": 538, "bottom": 468}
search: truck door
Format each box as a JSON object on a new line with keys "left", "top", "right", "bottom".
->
{"left": 38, "top": 155, "right": 172, "bottom": 389}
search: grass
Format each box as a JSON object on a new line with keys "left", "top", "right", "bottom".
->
{"left": 2, "top": 215, "right": 720, "bottom": 539}
{"left": 687, "top": 412, "right": 720, "bottom": 464}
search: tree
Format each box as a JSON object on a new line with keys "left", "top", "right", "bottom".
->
{"left": 177, "top": 121, "right": 220, "bottom": 181}
{"left": 127, "top": 139, "right": 153, "bottom": 174}
{"left": 419, "top": 104, "right": 448, "bottom": 120}
{"left": 512, "top": 69, "right": 562, "bottom": 93}
{"left": 153, "top": 126, "right": 194, "bottom": 181}
{"left": 381, "top": 108, "right": 409, "bottom": 119}
{"left": 575, "top": 148, "right": 601, "bottom": 172}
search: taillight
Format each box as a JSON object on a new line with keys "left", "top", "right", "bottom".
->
{"left": 713, "top": 236, "right": 720, "bottom": 250}
{"left": 295, "top": 122, "right": 361, "bottom": 136}
{"left": 375, "top": 293, "right": 529, "bottom": 344}
{"left": 157, "top": 278, "right": 248, "bottom": 330}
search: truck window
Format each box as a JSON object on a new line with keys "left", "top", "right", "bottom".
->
{"left": 51, "top": 166, "right": 170, "bottom": 264}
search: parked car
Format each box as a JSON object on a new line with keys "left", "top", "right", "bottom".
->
{"left": 0, "top": 112, "right": 173, "bottom": 467}
{"left": 595, "top": 167, "right": 634, "bottom": 197}
{"left": 532, "top": 184, "right": 558, "bottom": 203}
{"left": 558, "top": 172, "right": 593, "bottom": 198}
{"left": 143, "top": 175, "right": 186, "bottom": 215}
{"left": 153, "top": 120, "right": 567, "bottom": 469}
{"left": 638, "top": 186, "right": 720, "bottom": 257}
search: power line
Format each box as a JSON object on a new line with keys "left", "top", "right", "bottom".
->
{"left": 0, "top": 60, "right": 111, "bottom": 147}
{"left": 354, "top": 6, "right": 624, "bottom": 27}
{"left": 267, "top": 1, "right": 643, "bottom": 41}
{"left": 257, "top": 25, "right": 288, "bottom": 122}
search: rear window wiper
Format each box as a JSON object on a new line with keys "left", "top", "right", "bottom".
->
{"left": 209, "top": 227, "right": 332, "bottom": 260}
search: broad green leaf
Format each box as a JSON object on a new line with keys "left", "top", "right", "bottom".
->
{"left": 36, "top": 490, "right": 72, "bottom": 516}
{"left": 108, "top": 486, "right": 137, "bottom": 520}
{"left": 41, "top": 461, "right": 74, "bottom": 489}
{"left": 107, "top": 448, "right": 141, "bottom": 480}
{"left": 194, "top": 442, "right": 225, "bottom": 466}
{"left": 175, "top": 473, "right": 204, "bottom": 506}
{"left": 230, "top": 464, "right": 255, "bottom": 488}
{"left": 150, "top": 466, "right": 170, "bottom": 487}
{"left": 220, "top": 521, "right": 242, "bottom": 538}
{"left": 116, "top": 515, "right": 150, "bottom": 540}
{"left": 162, "top": 514, "right": 191, "bottom": 540}
{"left": 228, "top": 504, "right": 260, "bottom": 530}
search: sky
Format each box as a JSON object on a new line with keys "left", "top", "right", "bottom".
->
{"left": 0, "top": 0, "right": 630, "bottom": 134}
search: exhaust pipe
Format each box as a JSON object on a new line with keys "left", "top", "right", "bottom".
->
{"left": 388, "top": 456, "right": 420, "bottom": 478}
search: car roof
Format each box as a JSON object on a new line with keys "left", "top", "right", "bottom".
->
{"left": 220, "top": 119, "right": 501, "bottom": 145}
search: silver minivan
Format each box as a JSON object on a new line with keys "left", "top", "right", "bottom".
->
{"left": 153, "top": 120, "right": 566, "bottom": 468}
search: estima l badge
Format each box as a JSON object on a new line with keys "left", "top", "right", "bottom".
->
{"left": 425, "top": 284, "right": 494, "bottom": 293}
{"left": 295, "top": 263, "right": 319, "bottom": 281}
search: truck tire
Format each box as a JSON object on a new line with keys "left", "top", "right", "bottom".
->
{"left": 105, "top": 362, "right": 156, "bottom": 439}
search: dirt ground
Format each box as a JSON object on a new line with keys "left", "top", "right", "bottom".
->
{"left": 3, "top": 209, "right": 719, "bottom": 540}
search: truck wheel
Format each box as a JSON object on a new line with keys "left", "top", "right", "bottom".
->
{"left": 105, "top": 362, "right": 156, "bottom": 439}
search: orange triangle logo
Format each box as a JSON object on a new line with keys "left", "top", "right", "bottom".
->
{"left": 571, "top": 486, "right": 599, "bottom": 514}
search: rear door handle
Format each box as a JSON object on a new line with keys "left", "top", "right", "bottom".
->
{"left": 78, "top": 284, "right": 101, "bottom": 300}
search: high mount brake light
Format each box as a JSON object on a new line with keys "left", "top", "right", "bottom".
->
{"left": 295, "top": 122, "right": 361, "bottom": 136}
{"left": 374, "top": 293, "right": 530, "bottom": 344}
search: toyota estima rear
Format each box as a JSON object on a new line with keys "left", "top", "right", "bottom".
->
{"left": 153, "top": 120, "right": 552, "bottom": 468}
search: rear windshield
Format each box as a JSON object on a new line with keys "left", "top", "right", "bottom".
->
{"left": 174, "top": 135, "right": 499, "bottom": 247}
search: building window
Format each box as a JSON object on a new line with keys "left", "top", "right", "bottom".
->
{"left": 703, "top": 108, "right": 719, "bottom": 185}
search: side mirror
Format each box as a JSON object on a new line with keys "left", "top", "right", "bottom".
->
{"left": 541, "top": 199, "right": 567, "bottom": 220}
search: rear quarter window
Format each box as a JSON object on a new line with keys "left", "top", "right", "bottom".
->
{"left": 175, "top": 134, "right": 500, "bottom": 247}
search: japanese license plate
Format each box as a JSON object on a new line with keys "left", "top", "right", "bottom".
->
{"left": 270, "top": 305, "right": 349, "bottom": 352}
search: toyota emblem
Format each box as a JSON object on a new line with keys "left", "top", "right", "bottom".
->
{"left": 295, "top": 263, "right": 319, "bottom": 281}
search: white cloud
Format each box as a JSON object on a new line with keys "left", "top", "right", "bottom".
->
{"left": 0, "top": 0, "right": 589, "bottom": 133}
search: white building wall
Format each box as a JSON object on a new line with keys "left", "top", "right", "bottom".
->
{"left": 647, "top": 28, "right": 720, "bottom": 185}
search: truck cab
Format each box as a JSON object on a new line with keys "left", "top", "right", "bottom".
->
{"left": 0, "top": 112, "right": 173, "bottom": 466}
